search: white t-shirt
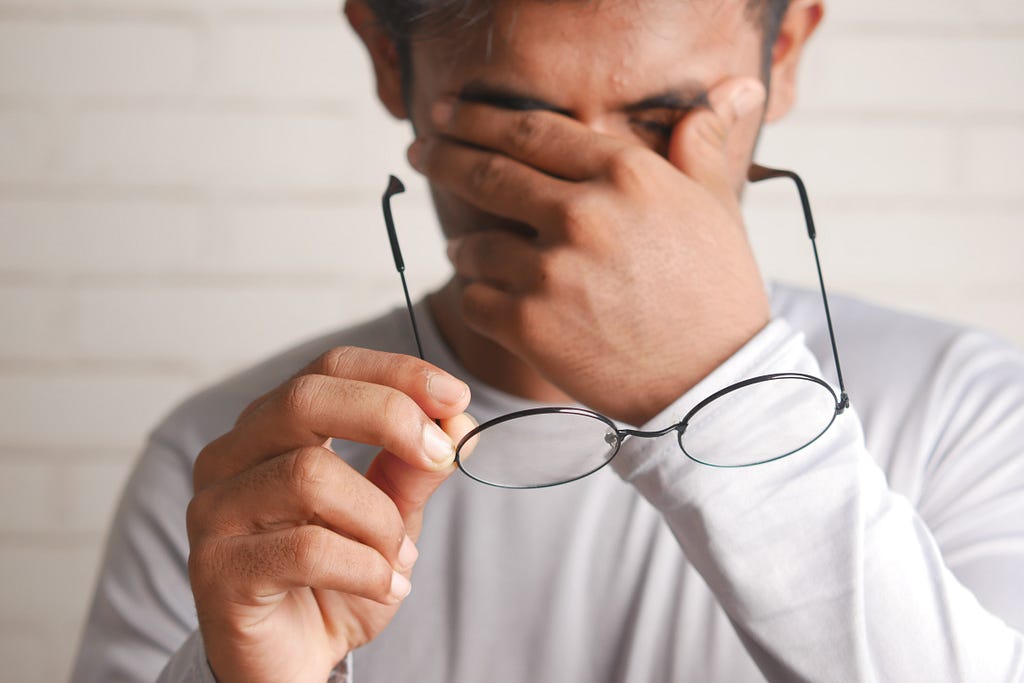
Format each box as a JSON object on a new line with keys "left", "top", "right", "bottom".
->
{"left": 71, "top": 284, "right": 1024, "bottom": 682}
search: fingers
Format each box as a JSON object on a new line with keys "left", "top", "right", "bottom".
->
{"left": 195, "top": 348, "right": 471, "bottom": 489}
{"left": 189, "top": 445, "right": 414, "bottom": 567}
{"left": 446, "top": 230, "right": 548, "bottom": 294}
{"left": 409, "top": 135, "right": 570, "bottom": 236}
{"left": 456, "top": 282, "right": 528, "bottom": 359}
{"left": 365, "top": 412, "right": 477, "bottom": 540}
{"left": 191, "top": 414, "right": 474, "bottom": 608}
{"left": 190, "top": 525, "right": 412, "bottom": 607}
{"left": 668, "top": 77, "right": 766, "bottom": 206}
{"left": 198, "top": 376, "right": 456, "bottom": 488}
{"left": 409, "top": 99, "right": 630, "bottom": 239}
{"left": 430, "top": 100, "right": 613, "bottom": 181}
{"left": 240, "top": 346, "right": 469, "bottom": 424}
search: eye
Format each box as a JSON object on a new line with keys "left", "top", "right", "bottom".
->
{"left": 628, "top": 108, "right": 688, "bottom": 148}
{"left": 630, "top": 119, "right": 675, "bottom": 139}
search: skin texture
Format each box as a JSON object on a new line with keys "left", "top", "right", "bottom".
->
{"left": 357, "top": 0, "right": 822, "bottom": 425}
{"left": 186, "top": 1, "right": 823, "bottom": 681}
{"left": 188, "top": 348, "right": 475, "bottom": 682}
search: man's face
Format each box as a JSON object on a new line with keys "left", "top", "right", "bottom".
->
{"left": 402, "top": 0, "right": 768, "bottom": 238}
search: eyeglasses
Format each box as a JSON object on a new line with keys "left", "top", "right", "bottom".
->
{"left": 382, "top": 164, "right": 849, "bottom": 489}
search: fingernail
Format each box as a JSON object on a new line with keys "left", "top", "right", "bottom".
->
{"left": 407, "top": 140, "right": 423, "bottom": 170}
{"left": 731, "top": 81, "right": 765, "bottom": 119}
{"left": 423, "top": 423, "right": 456, "bottom": 465}
{"left": 397, "top": 535, "right": 419, "bottom": 570}
{"left": 389, "top": 571, "right": 412, "bottom": 602}
{"left": 427, "top": 372, "right": 467, "bottom": 404}
{"left": 432, "top": 99, "right": 453, "bottom": 127}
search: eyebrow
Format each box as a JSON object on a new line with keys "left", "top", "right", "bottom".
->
{"left": 457, "top": 82, "right": 573, "bottom": 116}
{"left": 456, "top": 80, "right": 710, "bottom": 116}
{"left": 622, "top": 90, "right": 710, "bottom": 114}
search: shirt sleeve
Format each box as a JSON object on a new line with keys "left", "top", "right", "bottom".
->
{"left": 610, "top": 319, "right": 1024, "bottom": 682}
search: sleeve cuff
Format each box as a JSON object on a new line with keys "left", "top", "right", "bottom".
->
{"left": 155, "top": 630, "right": 218, "bottom": 683}
{"left": 157, "top": 630, "right": 353, "bottom": 683}
{"left": 609, "top": 317, "right": 821, "bottom": 486}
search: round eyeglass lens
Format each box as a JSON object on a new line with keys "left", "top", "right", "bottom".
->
{"left": 679, "top": 375, "right": 838, "bottom": 467}
{"left": 456, "top": 410, "right": 620, "bottom": 488}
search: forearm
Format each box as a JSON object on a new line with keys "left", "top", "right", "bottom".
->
{"left": 611, "top": 321, "right": 1024, "bottom": 681}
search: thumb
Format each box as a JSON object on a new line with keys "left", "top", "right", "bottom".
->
{"left": 364, "top": 412, "right": 476, "bottom": 541}
{"left": 668, "top": 77, "right": 766, "bottom": 203}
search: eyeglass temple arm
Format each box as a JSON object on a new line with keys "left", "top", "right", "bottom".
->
{"left": 382, "top": 175, "right": 427, "bottom": 362}
{"left": 748, "top": 164, "right": 849, "bottom": 411}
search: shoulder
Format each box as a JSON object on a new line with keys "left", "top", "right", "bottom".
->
{"left": 771, "top": 283, "right": 1024, "bottom": 497}
{"left": 771, "top": 282, "right": 1023, "bottom": 395}
{"left": 148, "top": 306, "right": 414, "bottom": 467}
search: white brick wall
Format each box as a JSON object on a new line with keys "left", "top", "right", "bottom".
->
{"left": 0, "top": 1, "right": 1021, "bottom": 680}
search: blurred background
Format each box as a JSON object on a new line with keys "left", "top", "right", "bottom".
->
{"left": 0, "top": 0, "right": 1021, "bottom": 679}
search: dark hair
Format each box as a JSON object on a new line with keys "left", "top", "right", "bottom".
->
{"left": 365, "top": 0, "right": 791, "bottom": 81}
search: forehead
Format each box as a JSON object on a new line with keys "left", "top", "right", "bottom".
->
{"left": 409, "top": 0, "right": 760, "bottom": 104}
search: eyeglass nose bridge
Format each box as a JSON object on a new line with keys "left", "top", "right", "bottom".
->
{"left": 617, "top": 422, "right": 687, "bottom": 441}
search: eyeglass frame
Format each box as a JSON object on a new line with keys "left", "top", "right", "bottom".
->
{"left": 381, "top": 163, "right": 850, "bottom": 489}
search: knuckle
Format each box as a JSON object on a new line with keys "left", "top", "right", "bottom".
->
{"left": 316, "top": 346, "right": 358, "bottom": 377}
{"left": 469, "top": 154, "right": 506, "bottom": 196}
{"left": 285, "top": 447, "right": 328, "bottom": 515}
{"left": 185, "top": 492, "right": 213, "bottom": 539}
{"left": 368, "top": 555, "right": 396, "bottom": 598}
{"left": 281, "top": 374, "right": 321, "bottom": 419}
{"left": 380, "top": 389, "right": 419, "bottom": 431}
{"left": 192, "top": 447, "right": 214, "bottom": 491}
{"left": 291, "top": 526, "right": 329, "bottom": 584}
{"left": 359, "top": 388, "right": 424, "bottom": 459}
{"left": 507, "top": 111, "right": 543, "bottom": 155}
{"left": 460, "top": 282, "right": 497, "bottom": 327}
{"left": 192, "top": 433, "right": 231, "bottom": 490}
{"left": 555, "top": 193, "right": 595, "bottom": 240}
{"left": 532, "top": 251, "right": 554, "bottom": 288}
{"left": 187, "top": 537, "right": 224, "bottom": 593}
{"left": 606, "top": 146, "right": 647, "bottom": 187}
{"left": 394, "top": 352, "right": 432, "bottom": 390}
{"left": 461, "top": 234, "right": 496, "bottom": 273}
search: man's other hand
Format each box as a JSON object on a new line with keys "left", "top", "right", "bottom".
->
{"left": 187, "top": 347, "right": 472, "bottom": 683}
{"left": 410, "top": 77, "right": 770, "bottom": 426}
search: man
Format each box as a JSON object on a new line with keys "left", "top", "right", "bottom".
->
{"left": 72, "top": 0, "right": 1024, "bottom": 681}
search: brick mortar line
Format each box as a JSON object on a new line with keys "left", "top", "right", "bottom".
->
{"left": 0, "top": 270, "right": 382, "bottom": 287}
{"left": 0, "top": 5, "right": 1021, "bottom": 34}
{"left": 0, "top": 357, "right": 208, "bottom": 375}
{"left": 0, "top": 5, "right": 347, "bottom": 26}
{"left": 0, "top": 445, "right": 147, "bottom": 460}
{"left": 789, "top": 110, "right": 1024, "bottom": 126}
{"left": 0, "top": 531, "right": 107, "bottom": 546}
{"left": 0, "top": 183, "right": 387, "bottom": 203}
{"left": 4, "top": 267, "right": 1015, "bottom": 285}
{"left": 0, "top": 182, "right": 1019, "bottom": 208}
{"left": 825, "top": 22, "right": 1024, "bottom": 40}
{"left": 0, "top": 5, "right": 202, "bottom": 24}
{"left": 2, "top": 98, "right": 1021, "bottom": 125}
{"left": 0, "top": 96, "right": 366, "bottom": 116}
{"left": 0, "top": 191, "right": 434, "bottom": 209}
